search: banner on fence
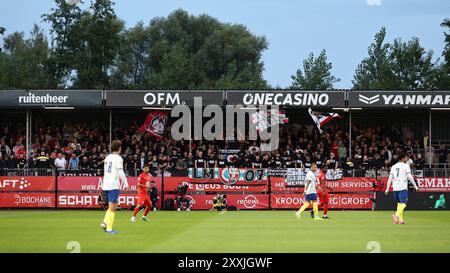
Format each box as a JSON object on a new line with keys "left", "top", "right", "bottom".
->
{"left": 188, "top": 168, "right": 268, "bottom": 185}
{"left": 164, "top": 194, "right": 269, "bottom": 210}
{"left": 271, "top": 177, "right": 376, "bottom": 192}
{"left": 378, "top": 177, "right": 450, "bottom": 192}
{"left": 57, "top": 176, "right": 162, "bottom": 191}
{"left": 164, "top": 177, "right": 267, "bottom": 192}
{"left": 57, "top": 192, "right": 162, "bottom": 209}
{"left": 416, "top": 177, "right": 450, "bottom": 192}
{"left": 0, "top": 192, "right": 55, "bottom": 208}
{"left": 0, "top": 176, "right": 55, "bottom": 191}
{"left": 270, "top": 193, "right": 373, "bottom": 209}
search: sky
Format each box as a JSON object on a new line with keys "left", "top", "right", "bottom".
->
{"left": 0, "top": 0, "right": 448, "bottom": 89}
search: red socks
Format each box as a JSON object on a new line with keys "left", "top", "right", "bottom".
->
{"left": 143, "top": 207, "right": 151, "bottom": 217}
{"left": 323, "top": 204, "right": 328, "bottom": 215}
{"left": 133, "top": 206, "right": 140, "bottom": 217}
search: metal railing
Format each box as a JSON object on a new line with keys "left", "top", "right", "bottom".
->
{"left": 1, "top": 167, "right": 449, "bottom": 178}
{"left": 0, "top": 168, "right": 55, "bottom": 176}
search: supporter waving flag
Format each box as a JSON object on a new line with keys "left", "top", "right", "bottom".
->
{"left": 251, "top": 109, "right": 289, "bottom": 132}
{"left": 138, "top": 111, "right": 168, "bottom": 138}
{"left": 308, "top": 108, "right": 341, "bottom": 134}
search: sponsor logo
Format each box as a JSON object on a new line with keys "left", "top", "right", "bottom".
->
{"left": 224, "top": 168, "right": 240, "bottom": 185}
{"left": 58, "top": 194, "right": 136, "bottom": 206}
{"left": 18, "top": 92, "right": 69, "bottom": 104}
{"left": 358, "top": 94, "right": 380, "bottom": 104}
{"left": 13, "top": 194, "right": 53, "bottom": 205}
{"left": 416, "top": 178, "right": 450, "bottom": 191}
{"left": 143, "top": 92, "right": 183, "bottom": 105}
{"left": 237, "top": 195, "right": 259, "bottom": 209}
{"left": 192, "top": 183, "right": 250, "bottom": 191}
{"left": 0, "top": 177, "right": 31, "bottom": 190}
{"left": 192, "top": 168, "right": 266, "bottom": 184}
{"left": 184, "top": 195, "right": 196, "bottom": 208}
{"left": 241, "top": 93, "right": 329, "bottom": 106}
{"left": 328, "top": 196, "right": 371, "bottom": 206}
{"left": 356, "top": 93, "right": 450, "bottom": 106}
{"left": 275, "top": 196, "right": 304, "bottom": 205}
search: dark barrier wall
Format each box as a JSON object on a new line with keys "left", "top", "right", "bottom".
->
{"left": 375, "top": 192, "right": 449, "bottom": 210}
{"left": 0, "top": 90, "right": 103, "bottom": 107}
{"left": 2, "top": 90, "right": 450, "bottom": 108}
{"left": 106, "top": 90, "right": 224, "bottom": 107}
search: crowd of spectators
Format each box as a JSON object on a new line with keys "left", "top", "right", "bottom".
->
{"left": 0, "top": 119, "right": 448, "bottom": 176}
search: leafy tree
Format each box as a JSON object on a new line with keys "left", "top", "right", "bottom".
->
{"left": 353, "top": 27, "right": 444, "bottom": 90}
{"left": 0, "top": 25, "right": 53, "bottom": 89}
{"left": 43, "top": 0, "right": 124, "bottom": 89}
{"left": 389, "top": 37, "right": 435, "bottom": 90}
{"left": 113, "top": 9, "right": 269, "bottom": 89}
{"left": 73, "top": 0, "right": 124, "bottom": 89}
{"left": 42, "top": 0, "right": 84, "bottom": 88}
{"left": 290, "top": 49, "right": 339, "bottom": 90}
{"left": 442, "top": 19, "right": 450, "bottom": 69}
{"left": 438, "top": 18, "right": 450, "bottom": 89}
{"left": 110, "top": 21, "right": 151, "bottom": 89}
{"left": 352, "top": 27, "right": 396, "bottom": 90}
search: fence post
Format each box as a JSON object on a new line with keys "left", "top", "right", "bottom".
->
{"left": 268, "top": 169, "right": 271, "bottom": 210}
{"left": 54, "top": 169, "right": 58, "bottom": 210}
{"left": 161, "top": 170, "right": 165, "bottom": 210}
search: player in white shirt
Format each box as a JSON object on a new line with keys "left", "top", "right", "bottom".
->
{"left": 295, "top": 163, "right": 323, "bottom": 221}
{"left": 100, "top": 140, "right": 129, "bottom": 234}
{"left": 385, "top": 153, "right": 419, "bottom": 225}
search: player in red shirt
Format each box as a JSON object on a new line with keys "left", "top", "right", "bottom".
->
{"left": 316, "top": 164, "right": 333, "bottom": 219}
{"left": 131, "top": 165, "right": 153, "bottom": 222}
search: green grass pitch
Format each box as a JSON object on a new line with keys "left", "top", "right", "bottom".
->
{"left": 1, "top": 210, "right": 450, "bottom": 253}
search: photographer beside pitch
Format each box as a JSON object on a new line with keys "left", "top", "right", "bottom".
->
{"left": 149, "top": 181, "right": 159, "bottom": 211}
{"left": 100, "top": 140, "right": 129, "bottom": 234}
{"left": 176, "top": 182, "right": 191, "bottom": 211}
{"left": 385, "top": 153, "right": 419, "bottom": 225}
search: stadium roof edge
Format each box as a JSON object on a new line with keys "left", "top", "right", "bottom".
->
{"left": 0, "top": 90, "right": 450, "bottom": 109}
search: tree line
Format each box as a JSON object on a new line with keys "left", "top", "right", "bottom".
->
{"left": 0, "top": 0, "right": 448, "bottom": 90}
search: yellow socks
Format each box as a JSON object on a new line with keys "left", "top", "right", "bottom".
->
{"left": 104, "top": 210, "right": 116, "bottom": 231}
{"left": 103, "top": 210, "right": 109, "bottom": 224}
{"left": 397, "top": 203, "right": 407, "bottom": 222}
{"left": 313, "top": 202, "right": 319, "bottom": 218}
{"left": 298, "top": 202, "right": 310, "bottom": 214}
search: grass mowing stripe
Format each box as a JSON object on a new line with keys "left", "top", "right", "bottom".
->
{"left": 0, "top": 210, "right": 449, "bottom": 253}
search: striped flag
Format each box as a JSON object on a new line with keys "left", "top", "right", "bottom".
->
{"left": 308, "top": 108, "right": 341, "bottom": 134}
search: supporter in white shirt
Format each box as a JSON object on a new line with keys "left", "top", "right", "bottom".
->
{"left": 54, "top": 153, "right": 67, "bottom": 170}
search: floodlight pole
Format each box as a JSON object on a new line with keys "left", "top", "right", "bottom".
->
{"left": 429, "top": 109, "right": 432, "bottom": 168}
{"left": 26, "top": 109, "right": 30, "bottom": 157}
{"left": 348, "top": 109, "right": 352, "bottom": 160}
{"left": 109, "top": 108, "right": 112, "bottom": 152}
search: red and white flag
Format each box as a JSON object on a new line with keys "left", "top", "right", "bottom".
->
{"left": 251, "top": 110, "right": 289, "bottom": 132}
{"left": 138, "top": 111, "right": 168, "bottom": 138}
{"left": 308, "top": 108, "right": 341, "bottom": 134}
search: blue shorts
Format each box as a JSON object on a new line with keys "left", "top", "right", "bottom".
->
{"left": 305, "top": 193, "right": 318, "bottom": 202}
{"left": 103, "top": 189, "right": 120, "bottom": 204}
{"left": 393, "top": 190, "right": 408, "bottom": 204}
